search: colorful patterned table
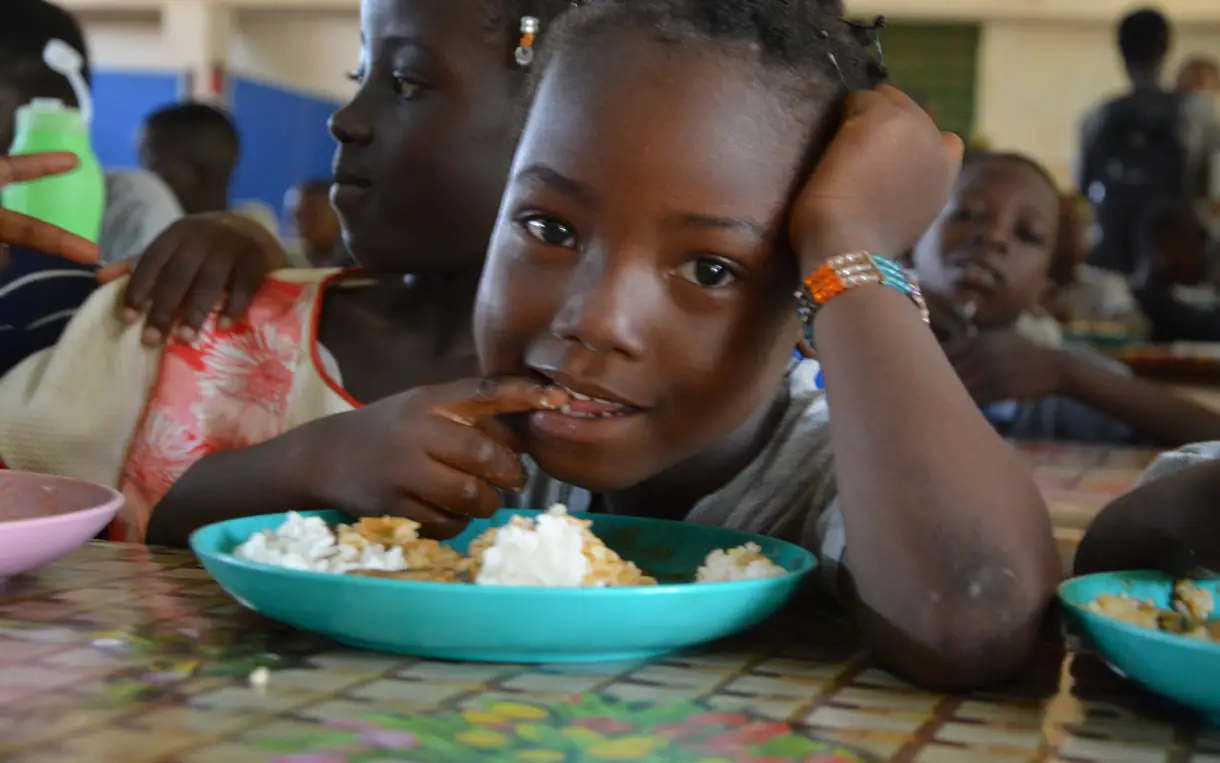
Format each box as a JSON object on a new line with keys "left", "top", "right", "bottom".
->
{"left": 2, "top": 443, "right": 1206, "bottom": 763}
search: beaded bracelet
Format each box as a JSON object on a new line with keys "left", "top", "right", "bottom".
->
{"left": 795, "top": 252, "right": 929, "bottom": 348}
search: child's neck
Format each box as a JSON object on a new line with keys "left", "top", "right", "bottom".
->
{"left": 317, "top": 267, "right": 483, "bottom": 403}
{"left": 601, "top": 384, "right": 791, "bottom": 522}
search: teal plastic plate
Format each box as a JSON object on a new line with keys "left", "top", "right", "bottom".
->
{"left": 191, "top": 510, "right": 816, "bottom": 663}
{"left": 1059, "top": 571, "right": 1220, "bottom": 724}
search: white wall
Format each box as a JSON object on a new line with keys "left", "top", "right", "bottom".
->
{"left": 971, "top": 19, "right": 1220, "bottom": 188}
{"left": 229, "top": 10, "right": 359, "bottom": 100}
{"left": 80, "top": 13, "right": 169, "bottom": 71}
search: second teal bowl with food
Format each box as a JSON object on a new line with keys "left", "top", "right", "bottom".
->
{"left": 1059, "top": 571, "right": 1220, "bottom": 724}
{"left": 191, "top": 510, "right": 816, "bottom": 663}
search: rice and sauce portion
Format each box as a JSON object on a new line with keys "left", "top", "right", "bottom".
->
{"left": 234, "top": 504, "right": 786, "bottom": 586}
{"left": 1087, "top": 579, "right": 1220, "bottom": 642}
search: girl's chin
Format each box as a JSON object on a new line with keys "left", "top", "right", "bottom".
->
{"left": 523, "top": 413, "right": 652, "bottom": 493}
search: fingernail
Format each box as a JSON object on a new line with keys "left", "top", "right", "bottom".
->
{"left": 141, "top": 327, "right": 162, "bottom": 346}
{"left": 217, "top": 317, "right": 233, "bottom": 331}
{"left": 122, "top": 308, "right": 139, "bottom": 324}
{"left": 177, "top": 326, "right": 197, "bottom": 343}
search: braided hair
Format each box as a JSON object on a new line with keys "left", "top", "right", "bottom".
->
{"left": 536, "top": 0, "right": 888, "bottom": 106}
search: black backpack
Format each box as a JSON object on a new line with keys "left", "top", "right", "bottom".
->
{"left": 1082, "top": 90, "right": 1191, "bottom": 274}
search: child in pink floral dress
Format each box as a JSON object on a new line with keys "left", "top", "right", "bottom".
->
{"left": 0, "top": 0, "right": 575, "bottom": 542}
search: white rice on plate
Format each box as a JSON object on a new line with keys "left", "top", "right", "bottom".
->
{"left": 235, "top": 512, "right": 408, "bottom": 573}
{"left": 695, "top": 543, "right": 786, "bottom": 583}
{"left": 233, "top": 505, "right": 786, "bottom": 586}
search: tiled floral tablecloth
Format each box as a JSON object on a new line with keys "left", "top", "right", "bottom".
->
{"left": 2, "top": 443, "right": 1209, "bottom": 763}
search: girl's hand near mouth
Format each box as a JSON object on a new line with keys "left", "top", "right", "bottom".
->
{"left": 148, "top": 378, "right": 570, "bottom": 545}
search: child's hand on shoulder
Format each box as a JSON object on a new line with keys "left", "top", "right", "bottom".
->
{"left": 291, "top": 378, "right": 569, "bottom": 539}
{"left": 96, "top": 212, "right": 286, "bottom": 346}
{"left": 790, "top": 85, "right": 964, "bottom": 265}
{"left": 945, "top": 329, "right": 1065, "bottom": 406}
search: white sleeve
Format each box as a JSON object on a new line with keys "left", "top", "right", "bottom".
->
{"left": 0, "top": 279, "right": 162, "bottom": 487}
{"left": 99, "top": 171, "right": 184, "bottom": 264}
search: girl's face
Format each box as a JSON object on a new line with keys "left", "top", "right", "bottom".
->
{"left": 329, "top": 0, "right": 521, "bottom": 274}
{"left": 911, "top": 160, "right": 1060, "bottom": 329}
{"left": 475, "top": 35, "right": 824, "bottom": 492}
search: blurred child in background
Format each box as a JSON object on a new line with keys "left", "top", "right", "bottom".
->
{"left": 914, "top": 151, "right": 1220, "bottom": 446}
{"left": 284, "top": 179, "right": 349, "bottom": 268}
{"left": 1132, "top": 202, "right": 1220, "bottom": 341}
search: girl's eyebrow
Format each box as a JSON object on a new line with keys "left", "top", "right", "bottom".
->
{"left": 378, "top": 34, "right": 434, "bottom": 56}
{"left": 514, "top": 164, "right": 596, "bottom": 208}
{"left": 670, "top": 212, "right": 767, "bottom": 239}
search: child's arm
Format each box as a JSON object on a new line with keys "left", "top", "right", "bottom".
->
{"left": 146, "top": 378, "right": 568, "bottom": 547}
{"left": 791, "top": 88, "right": 1058, "bottom": 691}
{"left": 1075, "top": 444, "right": 1220, "bottom": 576}
{"left": 1053, "top": 350, "right": 1220, "bottom": 446}
{"left": 948, "top": 330, "right": 1220, "bottom": 446}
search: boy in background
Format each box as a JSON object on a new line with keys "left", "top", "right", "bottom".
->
{"left": 139, "top": 102, "right": 280, "bottom": 240}
{"left": 1077, "top": 9, "right": 1220, "bottom": 274}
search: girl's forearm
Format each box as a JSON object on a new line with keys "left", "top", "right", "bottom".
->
{"left": 146, "top": 428, "right": 327, "bottom": 547}
{"left": 814, "top": 285, "right": 1058, "bottom": 689}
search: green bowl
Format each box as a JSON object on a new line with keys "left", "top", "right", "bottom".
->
{"left": 1059, "top": 571, "right": 1220, "bottom": 724}
{"left": 191, "top": 510, "right": 816, "bottom": 663}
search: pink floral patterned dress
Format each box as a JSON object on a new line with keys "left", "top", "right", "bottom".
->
{"left": 0, "top": 268, "right": 360, "bottom": 542}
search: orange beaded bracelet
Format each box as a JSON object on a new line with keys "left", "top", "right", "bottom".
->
{"left": 795, "top": 252, "right": 929, "bottom": 346}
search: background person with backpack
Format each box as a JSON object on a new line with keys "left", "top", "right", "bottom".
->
{"left": 1077, "top": 8, "right": 1220, "bottom": 275}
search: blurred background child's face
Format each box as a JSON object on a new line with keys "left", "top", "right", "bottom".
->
{"left": 286, "top": 185, "right": 341, "bottom": 264}
{"left": 911, "top": 158, "right": 1060, "bottom": 328}
{"left": 1177, "top": 58, "right": 1220, "bottom": 95}
{"left": 1152, "top": 209, "right": 1211, "bottom": 285}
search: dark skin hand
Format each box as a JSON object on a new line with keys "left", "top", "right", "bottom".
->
{"left": 96, "top": 212, "right": 286, "bottom": 345}
{"left": 147, "top": 378, "right": 569, "bottom": 546}
{"left": 1075, "top": 458, "right": 1220, "bottom": 577}
{"left": 945, "top": 328, "right": 1220, "bottom": 447}
{"left": 0, "top": 153, "right": 99, "bottom": 267}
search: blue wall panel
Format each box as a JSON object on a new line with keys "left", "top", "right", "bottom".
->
{"left": 86, "top": 70, "right": 338, "bottom": 231}
{"left": 229, "top": 76, "right": 339, "bottom": 227}
{"left": 90, "top": 70, "right": 181, "bottom": 169}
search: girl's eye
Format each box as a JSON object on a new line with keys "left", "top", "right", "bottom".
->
{"left": 393, "top": 76, "right": 427, "bottom": 98}
{"left": 1017, "top": 224, "right": 1046, "bottom": 246}
{"left": 951, "top": 207, "right": 984, "bottom": 222}
{"left": 522, "top": 216, "right": 578, "bottom": 248}
{"left": 676, "top": 258, "right": 738, "bottom": 289}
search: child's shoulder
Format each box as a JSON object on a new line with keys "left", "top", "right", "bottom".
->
{"left": 1139, "top": 441, "right": 1220, "bottom": 487}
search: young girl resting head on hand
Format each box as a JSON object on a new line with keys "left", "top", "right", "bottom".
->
{"left": 157, "top": 0, "right": 1059, "bottom": 691}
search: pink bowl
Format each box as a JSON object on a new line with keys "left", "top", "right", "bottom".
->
{"left": 0, "top": 471, "right": 123, "bottom": 580}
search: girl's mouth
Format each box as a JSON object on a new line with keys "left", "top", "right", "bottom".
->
{"left": 556, "top": 386, "right": 636, "bottom": 418}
